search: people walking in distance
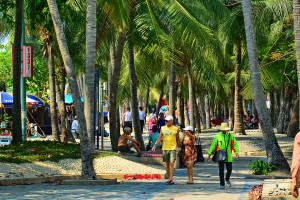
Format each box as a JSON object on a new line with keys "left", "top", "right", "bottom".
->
{"left": 148, "top": 108, "right": 157, "bottom": 134}
{"left": 138, "top": 106, "right": 146, "bottom": 133}
{"left": 182, "top": 126, "right": 197, "bottom": 184}
{"left": 291, "top": 132, "right": 300, "bottom": 198}
{"left": 152, "top": 115, "right": 180, "bottom": 185}
{"left": 207, "top": 122, "right": 239, "bottom": 189}
{"left": 122, "top": 107, "right": 133, "bottom": 130}
{"left": 71, "top": 116, "right": 79, "bottom": 139}
{"left": 157, "top": 111, "right": 166, "bottom": 133}
{"left": 118, "top": 127, "right": 142, "bottom": 156}
{"left": 147, "top": 125, "right": 161, "bottom": 151}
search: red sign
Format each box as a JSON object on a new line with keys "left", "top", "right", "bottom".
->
{"left": 22, "top": 46, "right": 33, "bottom": 78}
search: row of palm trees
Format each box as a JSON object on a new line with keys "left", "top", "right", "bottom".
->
{"left": 1, "top": 0, "right": 298, "bottom": 178}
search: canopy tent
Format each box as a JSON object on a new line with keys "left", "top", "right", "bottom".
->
{"left": 0, "top": 92, "right": 13, "bottom": 108}
{"left": 65, "top": 94, "right": 84, "bottom": 104}
{"left": 27, "top": 94, "right": 44, "bottom": 107}
{"left": 0, "top": 92, "right": 44, "bottom": 108}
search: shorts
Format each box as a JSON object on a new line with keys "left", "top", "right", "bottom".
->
{"left": 118, "top": 144, "right": 131, "bottom": 153}
{"left": 162, "top": 150, "right": 177, "bottom": 163}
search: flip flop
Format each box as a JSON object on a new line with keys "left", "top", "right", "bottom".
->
{"left": 167, "top": 180, "right": 174, "bottom": 185}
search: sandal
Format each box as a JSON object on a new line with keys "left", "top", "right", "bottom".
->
{"left": 167, "top": 180, "right": 174, "bottom": 185}
{"left": 186, "top": 180, "right": 194, "bottom": 184}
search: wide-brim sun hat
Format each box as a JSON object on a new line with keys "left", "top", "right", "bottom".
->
{"left": 183, "top": 126, "right": 193, "bottom": 132}
{"left": 219, "top": 122, "right": 230, "bottom": 131}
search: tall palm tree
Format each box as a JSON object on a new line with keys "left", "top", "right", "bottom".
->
{"left": 47, "top": 0, "right": 96, "bottom": 179}
{"left": 40, "top": 29, "right": 60, "bottom": 141}
{"left": 294, "top": 0, "right": 300, "bottom": 131}
{"left": 85, "top": 0, "right": 97, "bottom": 149}
{"left": 241, "top": 0, "right": 290, "bottom": 172}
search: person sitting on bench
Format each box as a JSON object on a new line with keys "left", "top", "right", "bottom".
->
{"left": 118, "top": 127, "right": 142, "bottom": 156}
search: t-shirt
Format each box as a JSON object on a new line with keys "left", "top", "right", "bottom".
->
{"left": 161, "top": 125, "right": 179, "bottom": 150}
{"left": 139, "top": 111, "right": 146, "bottom": 120}
{"left": 124, "top": 111, "right": 132, "bottom": 121}
{"left": 149, "top": 132, "right": 161, "bottom": 149}
{"left": 71, "top": 120, "right": 78, "bottom": 131}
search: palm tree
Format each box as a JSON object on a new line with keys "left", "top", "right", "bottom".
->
{"left": 294, "top": 0, "right": 300, "bottom": 132}
{"left": 241, "top": 0, "right": 290, "bottom": 172}
{"left": 47, "top": 0, "right": 96, "bottom": 179}
{"left": 40, "top": 29, "right": 60, "bottom": 141}
{"left": 85, "top": 0, "right": 97, "bottom": 149}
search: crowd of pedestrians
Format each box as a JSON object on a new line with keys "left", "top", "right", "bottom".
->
{"left": 118, "top": 106, "right": 241, "bottom": 188}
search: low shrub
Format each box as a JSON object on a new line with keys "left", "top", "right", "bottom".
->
{"left": 249, "top": 159, "right": 277, "bottom": 175}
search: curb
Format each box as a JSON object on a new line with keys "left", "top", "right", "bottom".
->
{"left": 0, "top": 173, "right": 165, "bottom": 186}
{"left": 245, "top": 175, "right": 290, "bottom": 179}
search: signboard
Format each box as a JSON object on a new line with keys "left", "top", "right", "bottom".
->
{"left": 22, "top": 46, "right": 33, "bottom": 78}
{"left": 11, "top": 45, "right": 34, "bottom": 78}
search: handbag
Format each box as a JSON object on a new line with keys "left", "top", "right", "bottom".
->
{"left": 212, "top": 133, "right": 231, "bottom": 162}
{"left": 195, "top": 134, "right": 205, "bottom": 162}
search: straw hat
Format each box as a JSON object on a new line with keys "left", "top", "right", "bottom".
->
{"left": 219, "top": 122, "right": 230, "bottom": 131}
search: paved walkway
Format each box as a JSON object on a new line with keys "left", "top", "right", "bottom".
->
{"left": 0, "top": 156, "right": 264, "bottom": 200}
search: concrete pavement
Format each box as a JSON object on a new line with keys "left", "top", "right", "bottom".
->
{"left": 0, "top": 156, "right": 265, "bottom": 200}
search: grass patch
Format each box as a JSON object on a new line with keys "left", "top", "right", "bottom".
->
{"left": 94, "top": 151, "right": 119, "bottom": 159}
{"left": 0, "top": 141, "right": 118, "bottom": 163}
{"left": 0, "top": 141, "right": 81, "bottom": 163}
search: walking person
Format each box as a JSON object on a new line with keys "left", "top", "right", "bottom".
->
{"left": 152, "top": 115, "right": 180, "bottom": 185}
{"left": 291, "top": 132, "right": 300, "bottom": 198}
{"left": 138, "top": 107, "right": 146, "bottom": 133}
{"left": 122, "top": 107, "right": 133, "bottom": 130}
{"left": 71, "top": 116, "right": 79, "bottom": 139}
{"left": 207, "top": 122, "right": 239, "bottom": 189}
{"left": 182, "top": 126, "right": 197, "bottom": 184}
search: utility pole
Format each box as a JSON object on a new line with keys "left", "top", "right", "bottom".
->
{"left": 21, "top": 2, "right": 26, "bottom": 141}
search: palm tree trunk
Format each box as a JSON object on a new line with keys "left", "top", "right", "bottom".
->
{"left": 187, "top": 63, "right": 195, "bottom": 128}
{"left": 177, "top": 84, "right": 184, "bottom": 126}
{"left": 269, "top": 92, "right": 275, "bottom": 127}
{"left": 228, "top": 87, "right": 234, "bottom": 130}
{"left": 12, "top": 0, "right": 23, "bottom": 143}
{"left": 85, "top": 0, "right": 97, "bottom": 149}
{"left": 47, "top": 0, "right": 96, "bottom": 179}
{"left": 109, "top": 32, "right": 125, "bottom": 151}
{"left": 47, "top": 43, "right": 60, "bottom": 140}
{"left": 194, "top": 94, "right": 201, "bottom": 133}
{"left": 145, "top": 85, "right": 150, "bottom": 115}
{"left": 55, "top": 76, "right": 74, "bottom": 143}
{"left": 204, "top": 93, "right": 211, "bottom": 128}
{"left": 184, "top": 100, "right": 190, "bottom": 126}
{"left": 169, "top": 62, "right": 176, "bottom": 118}
{"left": 241, "top": 0, "right": 290, "bottom": 172}
{"left": 294, "top": 0, "right": 300, "bottom": 133}
{"left": 287, "top": 97, "right": 299, "bottom": 138}
{"left": 233, "top": 43, "right": 245, "bottom": 135}
{"left": 199, "top": 95, "right": 206, "bottom": 129}
{"left": 156, "top": 86, "right": 164, "bottom": 117}
{"left": 128, "top": 36, "right": 144, "bottom": 150}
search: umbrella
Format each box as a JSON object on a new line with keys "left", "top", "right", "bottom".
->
{"left": 65, "top": 94, "right": 84, "bottom": 104}
{"left": 0, "top": 92, "right": 13, "bottom": 108}
{"left": 27, "top": 94, "right": 44, "bottom": 107}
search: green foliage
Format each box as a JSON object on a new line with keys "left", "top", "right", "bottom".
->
{"left": 249, "top": 159, "right": 277, "bottom": 175}
{"left": 0, "top": 141, "right": 81, "bottom": 163}
{"left": 0, "top": 141, "right": 117, "bottom": 163}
